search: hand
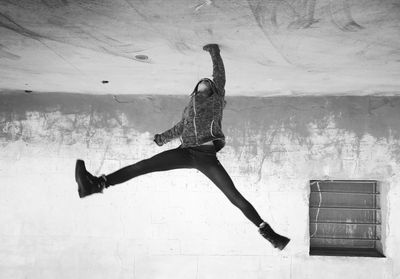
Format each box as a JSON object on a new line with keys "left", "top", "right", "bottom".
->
{"left": 203, "top": 44, "right": 220, "bottom": 53}
{"left": 153, "top": 134, "right": 165, "bottom": 146}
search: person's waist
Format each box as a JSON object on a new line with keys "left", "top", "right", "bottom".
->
{"left": 189, "top": 143, "right": 216, "bottom": 153}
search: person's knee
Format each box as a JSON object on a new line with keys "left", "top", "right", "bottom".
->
{"left": 130, "top": 158, "right": 152, "bottom": 174}
{"left": 229, "top": 196, "right": 250, "bottom": 210}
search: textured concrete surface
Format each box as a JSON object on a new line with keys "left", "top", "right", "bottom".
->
{"left": 1, "top": 93, "right": 400, "bottom": 278}
{"left": 0, "top": 0, "right": 400, "bottom": 95}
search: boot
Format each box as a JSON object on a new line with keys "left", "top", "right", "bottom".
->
{"left": 259, "top": 222, "right": 290, "bottom": 250}
{"left": 75, "top": 159, "right": 107, "bottom": 198}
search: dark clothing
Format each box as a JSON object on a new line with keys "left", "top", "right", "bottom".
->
{"left": 105, "top": 145, "right": 263, "bottom": 227}
{"left": 104, "top": 48, "right": 264, "bottom": 227}
{"left": 160, "top": 49, "right": 226, "bottom": 152}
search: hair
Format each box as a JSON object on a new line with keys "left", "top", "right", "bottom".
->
{"left": 191, "top": 78, "right": 214, "bottom": 95}
{"left": 191, "top": 78, "right": 227, "bottom": 108}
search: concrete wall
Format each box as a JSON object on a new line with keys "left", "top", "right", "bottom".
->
{"left": 1, "top": 92, "right": 399, "bottom": 279}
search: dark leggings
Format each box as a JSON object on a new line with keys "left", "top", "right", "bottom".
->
{"left": 105, "top": 145, "right": 264, "bottom": 227}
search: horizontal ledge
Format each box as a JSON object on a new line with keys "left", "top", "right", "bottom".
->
{"left": 310, "top": 180, "right": 378, "bottom": 184}
{"left": 310, "top": 247, "right": 385, "bottom": 258}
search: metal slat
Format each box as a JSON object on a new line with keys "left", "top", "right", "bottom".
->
{"left": 310, "top": 180, "right": 377, "bottom": 184}
{"left": 310, "top": 221, "right": 381, "bottom": 225}
{"left": 310, "top": 206, "right": 381, "bottom": 210}
{"left": 310, "top": 191, "right": 380, "bottom": 195}
{"left": 311, "top": 236, "right": 380, "bottom": 241}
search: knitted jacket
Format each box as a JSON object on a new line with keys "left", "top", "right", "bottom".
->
{"left": 160, "top": 49, "right": 226, "bottom": 152}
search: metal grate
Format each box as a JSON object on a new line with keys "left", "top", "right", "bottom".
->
{"left": 309, "top": 180, "right": 384, "bottom": 257}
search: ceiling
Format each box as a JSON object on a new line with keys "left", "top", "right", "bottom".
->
{"left": 0, "top": 0, "right": 399, "bottom": 96}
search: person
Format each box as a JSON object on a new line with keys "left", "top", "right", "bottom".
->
{"left": 75, "top": 44, "right": 290, "bottom": 250}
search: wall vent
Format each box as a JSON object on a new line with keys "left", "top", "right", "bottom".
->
{"left": 309, "top": 180, "right": 384, "bottom": 257}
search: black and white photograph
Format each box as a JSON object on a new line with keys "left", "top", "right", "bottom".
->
{"left": 0, "top": 0, "right": 399, "bottom": 278}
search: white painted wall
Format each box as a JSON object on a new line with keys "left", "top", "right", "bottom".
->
{"left": 1, "top": 94, "right": 399, "bottom": 278}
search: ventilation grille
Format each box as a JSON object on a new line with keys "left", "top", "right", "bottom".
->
{"left": 309, "top": 180, "right": 384, "bottom": 257}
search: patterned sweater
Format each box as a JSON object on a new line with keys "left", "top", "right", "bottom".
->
{"left": 160, "top": 49, "right": 226, "bottom": 152}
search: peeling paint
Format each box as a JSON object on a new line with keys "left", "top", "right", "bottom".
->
{"left": 1, "top": 93, "right": 400, "bottom": 152}
{"left": 1, "top": 93, "right": 400, "bottom": 274}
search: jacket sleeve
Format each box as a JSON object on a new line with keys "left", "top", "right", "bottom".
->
{"left": 160, "top": 119, "right": 184, "bottom": 143}
{"left": 209, "top": 49, "right": 226, "bottom": 96}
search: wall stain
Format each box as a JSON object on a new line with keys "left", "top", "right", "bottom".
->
{"left": 1, "top": 92, "right": 400, "bottom": 160}
{"left": 0, "top": 44, "right": 20, "bottom": 60}
{"left": 41, "top": 0, "right": 68, "bottom": 8}
{"left": 1, "top": 1, "right": 155, "bottom": 64}
{"left": 246, "top": 0, "right": 363, "bottom": 32}
{"left": 0, "top": 12, "right": 46, "bottom": 40}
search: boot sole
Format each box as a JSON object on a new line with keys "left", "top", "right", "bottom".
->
{"left": 75, "top": 159, "right": 86, "bottom": 198}
{"left": 277, "top": 237, "right": 290, "bottom": 251}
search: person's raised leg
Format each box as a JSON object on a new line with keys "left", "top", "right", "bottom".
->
{"left": 105, "top": 147, "right": 193, "bottom": 186}
{"left": 197, "top": 158, "right": 290, "bottom": 250}
{"left": 75, "top": 147, "right": 193, "bottom": 198}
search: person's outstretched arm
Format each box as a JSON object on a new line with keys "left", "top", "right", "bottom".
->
{"left": 203, "top": 44, "right": 225, "bottom": 96}
{"left": 154, "top": 120, "right": 183, "bottom": 146}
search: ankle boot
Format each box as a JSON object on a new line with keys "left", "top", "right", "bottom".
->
{"left": 75, "top": 159, "right": 107, "bottom": 198}
{"left": 258, "top": 222, "right": 290, "bottom": 250}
